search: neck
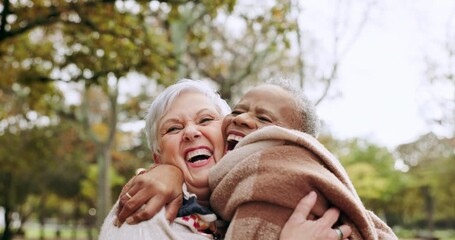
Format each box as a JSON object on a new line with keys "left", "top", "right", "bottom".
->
{"left": 186, "top": 185, "right": 210, "bottom": 207}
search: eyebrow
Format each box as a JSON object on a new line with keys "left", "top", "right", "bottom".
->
{"left": 234, "top": 104, "right": 276, "bottom": 117}
{"left": 256, "top": 108, "right": 276, "bottom": 118}
{"left": 159, "top": 108, "right": 219, "bottom": 127}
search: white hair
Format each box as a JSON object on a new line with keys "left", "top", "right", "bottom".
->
{"left": 265, "top": 78, "right": 321, "bottom": 137}
{"left": 145, "top": 79, "right": 231, "bottom": 155}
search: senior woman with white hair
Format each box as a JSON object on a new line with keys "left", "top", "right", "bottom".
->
{"left": 99, "top": 79, "right": 350, "bottom": 240}
{"left": 100, "top": 79, "right": 230, "bottom": 239}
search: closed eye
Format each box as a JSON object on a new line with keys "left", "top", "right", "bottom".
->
{"left": 199, "top": 117, "right": 214, "bottom": 124}
{"left": 257, "top": 116, "right": 272, "bottom": 123}
{"left": 231, "top": 110, "right": 244, "bottom": 116}
{"left": 165, "top": 126, "right": 182, "bottom": 134}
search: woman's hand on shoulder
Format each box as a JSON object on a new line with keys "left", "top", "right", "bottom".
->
{"left": 280, "top": 191, "right": 352, "bottom": 240}
{"left": 115, "top": 164, "right": 184, "bottom": 226}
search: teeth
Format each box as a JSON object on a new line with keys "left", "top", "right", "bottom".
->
{"left": 186, "top": 149, "right": 212, "bottom": 161}
{"left": 226, "top": 134, "right": 243, "bottom": 151}
{"left": 227, "top": 134, "right": 243, "bottom": 142}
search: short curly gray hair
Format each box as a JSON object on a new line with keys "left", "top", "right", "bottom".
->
{"left": 265, "top": 78, "right": 320, "bottom": 137}
{"left": 145, "top": 79, "right": 231, "bottom": 155}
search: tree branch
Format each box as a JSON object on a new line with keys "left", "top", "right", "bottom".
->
{"left": 0, "top": 0, "right": 121, "bottom": 43}
{"left": 315, "top": 62, "right": 338, "bottom": 106}
{"left": 0, "top": 7, "right": 61, "bottom": 42}
{"left": 0, "top": 0, "right": 11, "bottom": 40}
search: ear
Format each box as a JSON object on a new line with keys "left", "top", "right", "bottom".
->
{"left": 153, "top": 153, "right": 161, "bottom": 164}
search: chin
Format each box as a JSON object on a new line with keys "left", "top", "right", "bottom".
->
{"left": 186, "top": 173, "right": 210, "bottom": 189}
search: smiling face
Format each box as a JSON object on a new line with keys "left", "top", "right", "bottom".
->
{"left": 222, "top": 84, "right": 300, "bottom": 152}
{"left": 157, "top": 90, "right": 225, "bottom": 193}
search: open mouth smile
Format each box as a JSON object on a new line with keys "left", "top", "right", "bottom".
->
{"left": 226, "top": 133, "right": 244, "bottom": 151}
{"left": 185, "top": 148, "right": 212, "bottom": 164}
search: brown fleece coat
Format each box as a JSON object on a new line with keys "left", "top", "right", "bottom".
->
{"left": 209, "top": 126, "right": 397, "bottom": 240}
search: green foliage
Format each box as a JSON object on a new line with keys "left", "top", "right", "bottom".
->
{"left": 321, "top": 137, "right": 403, "bottom": 214}
{"left": 321, "top": 133, "right": 455, "bottom": 228}
{"left": 81, "top": 164, "right": 126, "bottom": 206}
{"left": 0, "top": 120, "right": 88, "bottom": 232}
{"left": 396, "top": 133, "right": 455, "bottom": 228}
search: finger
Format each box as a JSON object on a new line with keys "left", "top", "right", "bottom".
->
{"left": 125, "top": 195, "right": 170, "bottom": 224}
{"left": 330, "top": 227, "right": 343, "bottom": 240}
{"left": 165, "top": 194, "right": 183, "bottom": 222}
{"left": 117, "top": 187, "right": 152, "bottom": 223}
{"left": 307, "top": 213, "right": 317, "bottom": 221}
{"left": 117, "top": 178, "right": 134, "bottom": 210}
{"left": 119, "top": 177, "right": 143, "bottom": 203}
{"left": 117, "top": 173, "right": 152, "bottom": 212}
{"left": 117, "top": 178, "right": 142, "bottom": 213}
{"left": 329, "top": 226, "right": 349, "bottom": 240}
{"left": 317, "top": 207, "right": 340, "bottom": 228}
{"left": 118, "top": 191, "right": 137, "bottom": 210}
{"left": 287, "top": 191, "right": 317, "bottom": 223}
{"left": 337, "top": 225, "right": 352, "bottom": 239}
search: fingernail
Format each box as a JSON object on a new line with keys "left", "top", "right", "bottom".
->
{"left": 114, "top": 218, "right": 121, "bottom": 227}
{"left": 308, "top": 191, "right": 316, "bottom": 199}
{"left": 126, "top": 217, "right": 134, "bottom": 225}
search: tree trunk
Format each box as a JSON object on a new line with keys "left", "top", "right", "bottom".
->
{"left": 81, "top": 82, "right": 118, "bottom": 228}
{"left": 170, "top": 19, "right": 187, "bottom": 79}
{"left": 38, "top": 194, "right": 47, "bottom": 240}
{"left": 1, "top": 206, "right": 12, "bottom": 240}
{"left": 2, "top": 172, "right": 13, "bottom": 240}
{"left": 421, "top": 186, "right": 434, "bottom": 232}
{"left": 95, "top": 146, "right": 112, "bottom": 227}
{"left": 71, "top": 197, "right": 80, "bottom": 240}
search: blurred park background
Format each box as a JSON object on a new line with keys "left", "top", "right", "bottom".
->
{"left": 0, "top": 0, "right": 454, "bottom": 239}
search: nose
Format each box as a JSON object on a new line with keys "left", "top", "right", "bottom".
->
{"left": 233, "top": 113, "right": 257, "bottom": 129}
{"left": 183, "top": 124, "right": 201, "bottom": 142}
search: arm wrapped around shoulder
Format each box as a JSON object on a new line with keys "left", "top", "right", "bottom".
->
{"left": 209, "top": 126, "right": 397, "bottom": 240}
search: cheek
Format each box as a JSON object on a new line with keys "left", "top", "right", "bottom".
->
{"left": 212, "top": 128, "right": 225, "bottom": 159}
{"left": 255, "top": 121, "right": 271, "bottom": 130}
{"left": 221, "top": 117, "right": 232, "bottom": 134}
{"left": 158, "top": 137, "right": 179, "bottom": 164}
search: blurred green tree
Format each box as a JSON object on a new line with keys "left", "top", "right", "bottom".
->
{"left": 396, "top": 133, "right": 455, "bottom": 230}
{"left": 319, "top": 135, "right": 404, "bottom": 225}
{"left": 0, "top": 119, "right": 86, "bottom": 239}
